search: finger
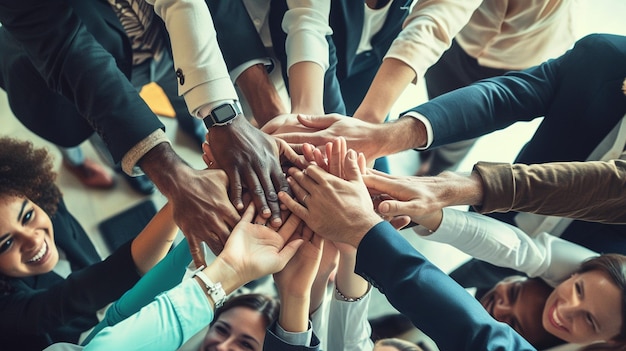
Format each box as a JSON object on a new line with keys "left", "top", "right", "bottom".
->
{"left": 286, "top": 176, "right": 309, "bottom": 206}
{"left": 287, "top": 166, "right": 322, "bottom": 193}
{"left": 276, "top": 239, "right": 305, "bottom": 270}
{"left": 278, "top": 191, "right": 309, "bottom": 224}
{"left": 301, "top": 223, "right": 314, "bottom": 242}
{"left": 243, "top": 169, "right": 271, "bottom": 220}
{"left": 277, "top": 212, "right": 302, "bottom": 241}
{"left": 188, "top": 235, "right": 207, "bottom": 269}
{"left": 362, "top": 172, "right": 400, "bottom": 195}
{"left": 390, "top": 215, "right": 412, "bottom": 230}
{"left": 343, "top": 149, "right": 363, "bottom": 183}
{"left": 258, "top": 166, "right": 282, "bottom": 228}
{"left": 241, "top": 203, "right": 256, "bottom": 223}
{"left": 228, "top": 170, "right": 245, "bottom": 211}
{"left": 367, "top": 168, "right": 398, "bottom": 179}
{"left": 313, "top": 147, "right": 328, "bottom": 171}
{"left": 378, "top": 199, "right": 415, "bottom": 217}
{"left": 297, "top": 113, "right": 340, "bottom": 129}
{"left": 303, "top": 143, "right": 317, "bottom": 163}
{"left": 357, "top": 152, "right": 367, "bottom": 175}
{"left": 273, "top": 170, "right": 291, "bottom": 215}
{"left": 310, "top": 233, "right": 323, "bottom": 249}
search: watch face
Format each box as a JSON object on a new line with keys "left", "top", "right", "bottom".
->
{"left": 212, "top": 104, "right": 237, "bottom": 123}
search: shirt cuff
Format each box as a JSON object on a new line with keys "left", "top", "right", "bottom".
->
{"left": 399, "top": 112, "right": 433, "bottom": 149}
{"left": 121, "top": 130, "right": 171, "bottom": 176}
{"left": 230, "top": 58, "right": 274, "bottom": 84}
{"left": 276, "top": 321, "right": 313, "bottom": 346}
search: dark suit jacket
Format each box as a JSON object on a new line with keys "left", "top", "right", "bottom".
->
{"left": 0, "top": 200, "right": 141, "bottom": 351}
{"left": 409, "top": 34, "right": 626, "bottom": 165}
{"left": 0, "top": 0, "right": 163, "bottom": 163}
{"left": 355, "top": 222, "right": 536, "bottom": 351}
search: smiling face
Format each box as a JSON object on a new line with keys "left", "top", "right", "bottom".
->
{"left": 542, "top": 271, "right": 623, "bottom": 344}
{"left": 0, "top": 195, "right": 58, "bottom": 277}
{"left": 201, "top": 306, "right": 267, "bottom": 351}
{"left": 479, "top": 276, "right": 562, "bottom": 348}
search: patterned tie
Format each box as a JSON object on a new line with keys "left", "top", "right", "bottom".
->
{"left": 108, "top": 0, "right": 165, "bottom": 65}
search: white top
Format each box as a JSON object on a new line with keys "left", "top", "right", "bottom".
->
{"left": 311, "top": 286, "right": 374, "bottom": 351}
{"left": 357, "top": 1, "right": 393, "bottom": 55}
{"left": 387, "top": 0, "right": 575, "bottom": 82}
{"left": 414, "top": 208, "right": 597, "bottom": 287}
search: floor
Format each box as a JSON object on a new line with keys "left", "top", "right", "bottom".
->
{"left": 1, "top": 2, "right": 625, "bottom": 349}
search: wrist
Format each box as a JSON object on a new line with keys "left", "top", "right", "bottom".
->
{"left": 345, "top": 215, "right": 384, "bottom": 248}
{"left": 205, "top": 256, "right": 246, "bottom": 295}
{"left": 138, "top": 143, "right": 189, "bottom": 198}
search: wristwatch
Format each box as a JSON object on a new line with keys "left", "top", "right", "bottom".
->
{"left": 193, "top": 268, "right": 227, "bottom": 308}
{"left": 203, "top": 102, "right": 242, "bottom": 128}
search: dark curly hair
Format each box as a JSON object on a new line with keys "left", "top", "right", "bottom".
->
{"left": 0, "top": 137, "right": 61, "bottom": 216}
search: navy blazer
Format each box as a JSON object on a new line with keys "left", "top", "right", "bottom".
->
{"left": 409, "top": 34, "right": 626, "bottom": 165}
{"left": 356, "top": 222, "right": 536, "bottom": 351}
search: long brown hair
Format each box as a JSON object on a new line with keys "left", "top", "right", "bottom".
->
{"left": 211, "top": 293, "right": 280, "bottom": 329}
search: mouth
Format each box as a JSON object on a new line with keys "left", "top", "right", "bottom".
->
{"left": 548, "top": 303, "right": 568, "bottom": 333}
{"left": 26, "top": 240, "right": 49, "bottom": 264}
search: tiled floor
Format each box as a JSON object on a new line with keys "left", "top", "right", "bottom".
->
{"left": 1, "top": 2, "right": 625, "bottom": 349}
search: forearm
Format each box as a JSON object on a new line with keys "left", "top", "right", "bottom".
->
{"left": 288, "top": 61, "right": 325, "bottom": 115}
{"left": 354, "top": 58, "right": 416, "bottom": 123}
{"left": 278, "top": 294, "right": 311, "bottom": 333}
{"left": 236, "top": 64, "right": 287, "bottom": 127}
{"left": 335, "top": 252, "right": 368, "bottom": 300}
{"left": 130, "top": 202, "right": 178, "bottom": 275}
{"left": 474, "top": 160, "right": 626, "bottom": 223}
{"left": 376, "top": 116, "right": 429, "bottom": 157}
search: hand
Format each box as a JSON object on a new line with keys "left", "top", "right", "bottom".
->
{"left": 273, "top": 232, "right": 324, "bottom": 299}
{"left": 208, "top": 116, "right": 289, "bottom": 227}
{"left": 261, "top": 113, "right": 315, "bottom": 135}
{"left": 278, "top": 150, "right": 383, "bottom": 248}
{"left": 273, "top": 114, "right": 387, "bottom": 162}
{"left": 218, "top": 204, "right": 304, "bottom": 285}
{"left": 363, "top": 169, "right": 465, "bottom": 224}
{"left": 138, "top": 144, "right": 240, "bottom": 267}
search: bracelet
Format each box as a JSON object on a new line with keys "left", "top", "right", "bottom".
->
{"left": 193, "top": 267, "right": 227, "bottom": 309}
{"left": 335, "top": 286, "right": 366, "bottom": 302}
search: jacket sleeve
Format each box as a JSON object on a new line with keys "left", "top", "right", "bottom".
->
{"left": 419, "top": 209, "right": 597, "bottom": 287}
{"left": 263, "top": 321, "right": 321, "bottom": 351}
{"left": 0, "top": 241, "right": 140, "bottom": 335}
{"left": 474, "top": 160, "right": 626, "bottom": 223}
{"left": 0, "top": 0, "right": 164, "bottom": 163}
{"left": 355, "top": 221, "right": 537, "bottom": 351}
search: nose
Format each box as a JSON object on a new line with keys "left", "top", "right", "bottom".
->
{"left": 18, "top": 229, "right": 40, "bottom": 253}
{"left": 215, "top": 338, "right": 235, "bottom": 351}
{"left": 557, "top": 294, "right": 582, "bottom": 321}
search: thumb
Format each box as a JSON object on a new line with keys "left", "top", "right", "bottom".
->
{"left": 378, "top": 199, "right": 413, "bottom": 218}
{"left": 297, "top": 113, "right": 339, "bottom": 129}
{"left": 343, "top": 149, "right": 363, "bottom": 183}
{"left": 276, "top": 239, "right": 304, "bottom": 269}
{"left": 389, "top": 215, "right": 412, "bottom": 230}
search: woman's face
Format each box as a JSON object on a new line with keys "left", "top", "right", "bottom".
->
{"left": 201, "top": 306, "right": 267, "bottom": 351}
{"left": 542, "top": 271, "right": 623, "bottom": 344}
{"left": 0, "top": 195, "right": 58, "bottom": 277}
{"left": 479, "top": 276, "right": 560, "bottom": 348}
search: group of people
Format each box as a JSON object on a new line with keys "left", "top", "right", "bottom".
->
{"left": 0, "top": 0, "right": 625, "bottom": 351}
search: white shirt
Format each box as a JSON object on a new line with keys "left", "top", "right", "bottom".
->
{"left": 414, "top": 208, "right": 597, "bottom": 287}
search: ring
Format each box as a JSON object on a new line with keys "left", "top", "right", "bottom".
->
{"left": 302, "top": 168, "right": 308, "bottom": 176}
{"left": 302, "top": 194, "right": 309, "bottom": 204}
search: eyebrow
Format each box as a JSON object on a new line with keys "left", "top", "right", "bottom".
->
{"left": 216, "top": 321, "right": 260, "bottom": 346}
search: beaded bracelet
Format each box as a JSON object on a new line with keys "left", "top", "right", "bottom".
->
{"left": 335, "top": 286, "right": 366, "bottom": 302}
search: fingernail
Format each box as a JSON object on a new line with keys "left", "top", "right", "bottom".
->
{"left": 380, "top": 202, "right": 390, "bottom": 213}
{"left": 347, "top": 150, "right": 356, "bottom": 160}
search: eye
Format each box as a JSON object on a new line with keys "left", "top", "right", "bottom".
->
{"left": 214, "top": 325, "right": 228, "bottom": 335}
{"left": 575, "top": 281, "right": 583, "bottom": 297}
{"left": 0, "top": 237, "right": 13, "bottom": 254}
{"left": 240, "top": 340, "right": 254, "bottom": 350}
{"left": 21, "top": 209, "right": 34, "bottom": 226}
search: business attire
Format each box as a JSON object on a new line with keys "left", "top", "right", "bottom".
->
{"left": 356, "top": 221, "right": 536, "bottom": 351}
{"left": 405, "top": 33, "right": 626, "bottom": 291}
{"left": 0, "top": 201, "right": 140, "bottom": 351}
{"left": 473, "top": 159, "right": 626, "bottom": 224}
{"left": 0, "top": 0, "right": 236, "bottom": 175}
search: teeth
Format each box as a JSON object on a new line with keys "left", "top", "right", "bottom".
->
{"left": 552, "top": 308, "right": 563, "bottom": 327}
{"left": 27, "top": 241, "right": 47, "bottom": 263}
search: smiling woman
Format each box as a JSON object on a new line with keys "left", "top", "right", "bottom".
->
{"left": 0, "top": 137, "right": 180, "bottom": 350}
